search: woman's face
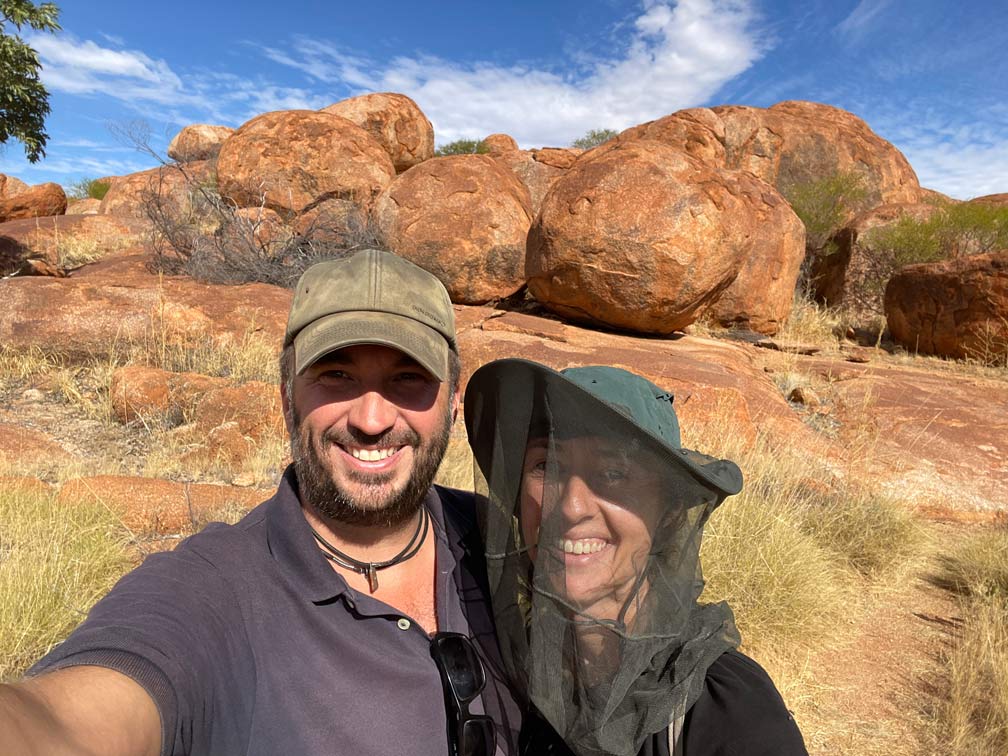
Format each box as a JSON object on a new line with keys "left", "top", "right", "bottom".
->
{"left": 520, "top": 436, "right": 665, "bottom": 621}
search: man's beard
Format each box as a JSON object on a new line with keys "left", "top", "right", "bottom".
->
{"left": 290, "top": 404, "right": 452, "bottom": 527}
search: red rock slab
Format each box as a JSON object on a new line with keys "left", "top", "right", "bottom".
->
{"left": 0, "top": 259, "right": 290, "bottom": 362}
{"left": 109, "top": 365, "right": 225, "bottom": 423}
{"left": 0, "top": 476, "right": 54, "bottom": 497}
{"left": 802, "top": 357, "right": 1008, "bottom": 513}
{"left": 99, "top": 162, "right": 211, "bottom": 220}
{"left": 0, "top": 422, "right": 75, "bottom": 467}
{"left": 57, "top": 476, "right": 269, "bottom": 534}
{"left": 455, "top": 307, "right": 818, "bottom": 453}
{"left": 193, "top": 381, "right": 284, "bottom": 441}
{"left": 0, "top": 213, "right": 143, "bottom": 276}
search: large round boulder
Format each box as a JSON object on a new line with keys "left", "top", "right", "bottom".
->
{"left": 705, "top": 176, "right": 806, "bottom": 334}
{"left": 216, "top": 110, "right": 394, "bottom": 218}
{"left": 609, "top": 107, "right": 727, "bottom": 166}
{"left": 0, "top": 173, "right": 29, "bottom": 199}
{"left": 885, "top": 250, "right": 1008, "bottom": 360}
{"left": 482, "top": 133, "right": 518, "bottom": 153}
{"left": 374, "top": 155, "right": 533, "bottom": 304}
{"left": 0, "top": 182, "right": 66, "bottom": 223}
{"left": 526, "top": 140, "right": 758, "bottom": 334}
{"left": 714, "top": 101, "right": 921, "bottom": 209}
{"left": 167, "top": 124, "right": 235, "bottom": 162}
{"left": 321, "top": 93, "right": 434, "bottom": 173}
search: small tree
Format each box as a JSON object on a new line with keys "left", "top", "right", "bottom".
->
{"left": 570, "top": 128, "right": 618, "bottom": 150}
{"left": 434, "top": 138, "right": 488, "bottom": 156}
{"left": 0, "top": 0, "right": 61, "bottom": 163}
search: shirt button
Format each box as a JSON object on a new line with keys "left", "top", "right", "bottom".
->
{"left": 396, "top": 618, "right": 411, "bottom": 631}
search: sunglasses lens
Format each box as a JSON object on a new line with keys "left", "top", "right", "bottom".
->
{"left": 435, "top": 635, "right": 485, "bottom": 700}
{"left": 460, "top": 717, "right": 495, "bottom": 756}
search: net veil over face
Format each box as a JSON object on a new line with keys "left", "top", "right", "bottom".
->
{"left": 465, "top": 360, "right": 741, "bottom": 756}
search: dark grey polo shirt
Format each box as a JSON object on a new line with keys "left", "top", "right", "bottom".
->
{"left": 31, "top": 468, "right": 521, "bottom": 755}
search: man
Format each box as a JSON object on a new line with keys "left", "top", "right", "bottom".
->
{"left": 0, "top": 249, "right": 519, "bottom": 755}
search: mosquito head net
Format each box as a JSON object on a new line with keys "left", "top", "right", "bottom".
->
{"left": 464, "top": 359, "right": 743, "bottom": 756}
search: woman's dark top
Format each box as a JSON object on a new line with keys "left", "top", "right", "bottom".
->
{"left": 519, "top": 650, "right": 808, "bottom": 756}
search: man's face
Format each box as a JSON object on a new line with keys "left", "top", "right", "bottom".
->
{"left": 285, "top": 344, "right": 457, "bottom": 527}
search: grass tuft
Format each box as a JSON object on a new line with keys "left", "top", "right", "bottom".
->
{"left": 0, "top": 488, "right": 131, "bottom": 681}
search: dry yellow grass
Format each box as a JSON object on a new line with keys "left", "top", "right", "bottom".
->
{"left": 0, "top": 487, "right": 131, "bottom": 681}
{"left": 927, "top": 529, "right": 1008, "bottom": 753}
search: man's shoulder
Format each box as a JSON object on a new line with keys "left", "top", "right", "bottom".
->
{"left": 432, "top": 484, "right": 478, "bottom": 528}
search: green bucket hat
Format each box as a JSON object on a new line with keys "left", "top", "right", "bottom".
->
{"left": 464, "top": 358, "right": 743, "bottom": 497}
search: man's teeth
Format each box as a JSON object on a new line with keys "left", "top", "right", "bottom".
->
{"left": 558, "top": 539, "right": 606, "bottom": 555}
{"left": 349, "top": 447, "right": 398, "bottom": 461}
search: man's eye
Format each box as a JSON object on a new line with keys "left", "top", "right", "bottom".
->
{"left": 317, "top": 370, "right": 349, "bottom": 382}
{"left": 394, "top": 371, "right": 427, "bottom": 383}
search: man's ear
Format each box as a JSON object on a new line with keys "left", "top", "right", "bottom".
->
{"left": 280, "top": 379, "right": 294, "bottom": 435}
{"left": 450, "top": 386, "right": 461, "bottom": 424}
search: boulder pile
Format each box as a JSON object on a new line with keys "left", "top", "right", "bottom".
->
{"left": 5, "top": 94, "right": 1005, "bottom": 356}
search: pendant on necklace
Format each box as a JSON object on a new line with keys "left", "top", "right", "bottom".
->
{"left": 366, "top": 564, "right": 379, "bottom": 593}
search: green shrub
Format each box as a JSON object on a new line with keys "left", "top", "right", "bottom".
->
{"left": 570, "top": 128, "right": 618, "bottom": 150}
{"left": 781, "top": 171, "right": 870, "bottom": 254}
{"left": 850, "top": 202, "right": 1008, "bottom": 317}
{"left": 66, "top": 177, "right": 111, "bottom": 201}
{"left": 434, "top": 138, "right": 489, "bottom": 156}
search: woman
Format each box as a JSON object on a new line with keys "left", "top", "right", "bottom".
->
{"left": 464, "top": 359, "right": 807, "bottom": 756}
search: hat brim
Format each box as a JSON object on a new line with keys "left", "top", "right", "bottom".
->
{"left": 294, "top": 310, "right": 449, "bottom": 381}
{"left": 464, "top": 358, "right": 742, "bottom": 497}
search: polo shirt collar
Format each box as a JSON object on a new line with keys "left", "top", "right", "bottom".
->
{"left": 265, "top": 466, "right": 467, "bottom": 605}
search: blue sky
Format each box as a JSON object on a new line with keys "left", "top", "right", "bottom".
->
{"left": 1, "top": 0, "right": 1006, "bottom": 199}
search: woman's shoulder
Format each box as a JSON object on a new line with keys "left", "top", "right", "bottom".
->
{"left": 681, "top": 649, "right": 808, "bottom": 755}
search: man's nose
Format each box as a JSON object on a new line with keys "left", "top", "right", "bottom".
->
{"left": 347, "top": 389, "right": 397, "bottom": 436}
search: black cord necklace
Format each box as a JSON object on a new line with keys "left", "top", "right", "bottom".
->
{"left": 310, "top": 506, "right": 429, "bottom": 593}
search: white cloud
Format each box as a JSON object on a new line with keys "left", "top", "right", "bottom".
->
{"left": 260, "top": 0, "right": 767, "bottom": 147}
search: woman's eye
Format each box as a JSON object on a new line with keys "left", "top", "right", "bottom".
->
{"left": 599, "top": 467, "right": 629, "bottom": 484}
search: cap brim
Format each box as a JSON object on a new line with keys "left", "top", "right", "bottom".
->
{"left": 294, "top": 311, "right": 449, "bottom": 381}
{"left": 464, "top": 358, "right": 742, "bottom": 497}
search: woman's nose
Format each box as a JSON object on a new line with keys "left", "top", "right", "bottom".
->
{"left": 347, "top": 389, "right": 397, "bottom": 436}
{"left": 556, "top": 474, "right": 595, "bottom": 523}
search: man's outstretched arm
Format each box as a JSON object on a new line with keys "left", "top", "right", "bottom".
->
{"left": 0, "top": 666, "right": 161, "bottom": 756}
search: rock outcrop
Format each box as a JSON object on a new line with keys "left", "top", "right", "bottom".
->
{"left": 99, "top": 162, "right": 211, "bottom": 220}
{"left": 526, "top": 140, "right": 762, "bottom": 334}
{"left": 374, "top": 155, "right": 533, "bottom": 304}
{"left": 885, "top": 250, "right": 1008, "bottom": 360}
{"left": 616, "top": 101, "right": 921, "bottom": 220}
{"left": 216, "top": 110, "right": 394, "bottom": 218}
{"left": 812, "top": 202, "right": 942, "bottom": 309}
{"left": 493, "top": 148, "right": 578, "bottom": 215}
{"left": 0, "top": 182, "right": 67, "bottom": 223}
{"left": 167, "top": 124, "right": 235, "bottom": 162}
{"left": 321, "top": 93, "right": 433, "bottom": 173}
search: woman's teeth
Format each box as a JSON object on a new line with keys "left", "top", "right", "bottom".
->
{"left": 557, "top": 539, "right": 605, "bottom": 555}
{"left": 349, "top": 447, "right": 398, "bottom": 461}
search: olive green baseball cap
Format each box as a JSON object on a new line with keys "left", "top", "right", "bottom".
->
{"left": 285, "top": 249, "right": 457, "bottom": 380}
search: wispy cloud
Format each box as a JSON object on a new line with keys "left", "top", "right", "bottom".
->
{"left": 836, "top": 0, "right": 894, "bottom": 41}
{"left": 259, "top": 0, "right": 768, "bottom": 146}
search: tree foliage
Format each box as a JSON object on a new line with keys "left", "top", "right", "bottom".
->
{"left": 570, "top": 128, "right": 618, "bottom": 150}
{"left": 434, "top": 138, "right": 488, "bottom": 156}
{"left": 0, "top": 0, "right": 60, "bottom": 163}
